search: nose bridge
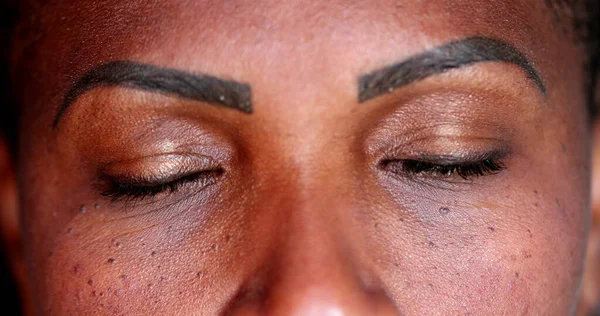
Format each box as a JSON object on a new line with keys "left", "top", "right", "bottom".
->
{"left": 225, "top": 150, "right": 398, "bottom": 315}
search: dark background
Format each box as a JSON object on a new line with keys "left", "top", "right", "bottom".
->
{"left": 1, "top": 0, "right": 21, "bottom": 314}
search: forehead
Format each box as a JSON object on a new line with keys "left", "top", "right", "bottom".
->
{"left": 15, "top": 0, "right": 580, "bottom": 125}
{"left": 26, "top": 0, "right": 554, "bottom": 78}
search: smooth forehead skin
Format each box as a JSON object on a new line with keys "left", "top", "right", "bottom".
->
{"left": 13, "top": 0, "right": 591, "bottom": 315}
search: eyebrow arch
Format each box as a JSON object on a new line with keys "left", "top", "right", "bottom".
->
{"left": 52, "top": 60, "right": 253, "bottom": 128}
{"left": 358, "top": 36, "right": 546, "bottom": 103}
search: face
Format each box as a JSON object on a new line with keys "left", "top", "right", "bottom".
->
{"left": 10, "top": 0, "right": 591, "bottom": 314}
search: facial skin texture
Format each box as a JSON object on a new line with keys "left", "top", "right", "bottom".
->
{"left": 8, "top": 0, "right": 592, "bottom": 315}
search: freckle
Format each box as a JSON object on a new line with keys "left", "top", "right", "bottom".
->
{"left": 107, "top": 258, "right": 116, "bottom": 264}
{"left": 151, "top": 251, "right": 157, "bottom": 257}
{"left": 560, "top": 144, "right": 566, "bottom": 152}
{"left": 88, "top": 279, "right": 94, "bottom": 286}
{"left": 119, "top": 275, "right": 127, "bottom": 280}
{"left": 147, "top": 283, "right": 153, "bottom": 288}
{"left": 428, "top": 283, "right": 434, "bottom": 288}
{"left": 527, "top": 229, "right": 532, "bottom": 238}
{"left": 515, "top": 272, "right": 520, "bottom": 278}
{"left": 439, "top": 207, "right": 450, "bottom": 215}
{"left": 178, "top": 291, "right": 183, "bottom": 295}
{"left": 80, "top": 205, "right": 87, "bottom": 213}
{"left": 533, "top": 202, "right": 539, "bottom": 207}
{"left": 107, "top": 287, "right": 112, "bottom": 292}
{"left": 374, "top": 223, "right": 379, "bottom": 228}
{"left": 533, "top": 190, "right": 539, "bottom": 195}
{"left": 555, "top": 198, "right": 561, "bottom": 208}
{"left": 399, "top": 217, "right": 404, "bottom": 222}
{"left": 487, "top": 227, "right": 495, "bottom": 232}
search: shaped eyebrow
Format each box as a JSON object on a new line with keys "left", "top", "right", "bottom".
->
{"left": 358, "top": 36, "right": 546, "bottom": 103}
{"left": 53, "top": 60, "right": 253, "bottom": 128}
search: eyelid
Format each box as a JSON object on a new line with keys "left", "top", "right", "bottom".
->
{"left": 100, "top": 153, "right": 220, "bottom": 185}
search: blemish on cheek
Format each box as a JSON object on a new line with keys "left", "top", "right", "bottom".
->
{"left": 211, "top": 243, "right": 219, "bottom": 251}
{"left": 515, "top": 272, "right": 520, "bottom": 278}
{"left": 151, "top": 251, "right": 157, "bottom": 257}
{"left": 225, "top": 234, "right": 232, "bottom": 242}
{"left": 196, "top": 271, "right": 204, "bottom": 279}
{"left": 527, "top": 229, "right": 533, "bottom": 238}
{"left": 88, "top": 279, "right": 94, "bottom": 286}
{"left": 119, "top": 274, "right": 127, "bottom": 280}
{"left": 439, "top": 207, "right": 450, "bottom": 215}
{"left": 560, "top": 144, "right": 567, "bottom": 152}
{"left": 72, "top": 264, "right": 81, "bottom": 274}
{"left": 428, "top": 241, "right": 436, "bottom": 248}
{"left": 94, "top": 203, "right": 100, "bottom": 209}
{"left": 487, "top": 226, "right": 495, "bottom": 232}
{"left": 66, "top": 227, "right": 74, "bottom": 234}
{"left": 107, "top": 258, "right": 116, "bottom": 264}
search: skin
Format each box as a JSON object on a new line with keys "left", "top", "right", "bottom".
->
{"left": 0, "top": 0, "right": 595, "bottom": 314}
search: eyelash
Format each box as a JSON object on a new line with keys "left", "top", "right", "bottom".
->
{"left": 101, "top": 170, "right": 222, "bottom": 202}
{"left": 384, "top": 158, "right": 505, "bottom": 179}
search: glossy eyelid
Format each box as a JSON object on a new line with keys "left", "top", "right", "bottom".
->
{"left": 101, "top": 153, "right": 221, "bottom": 185}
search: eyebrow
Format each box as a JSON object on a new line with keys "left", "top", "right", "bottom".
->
{"left": 358, "top": 36, "right": 546, "bottom": 103}
{"left": 53, "top": 61, "right": 253, "bottom": 128}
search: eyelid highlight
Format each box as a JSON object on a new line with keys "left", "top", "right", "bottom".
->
{"left": 100, "top": 153, "right": 221, "bottom": 185}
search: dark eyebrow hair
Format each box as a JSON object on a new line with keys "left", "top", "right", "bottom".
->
{"left": 52, "top": 60, "right": 253, "bottom": 128}
{"left": 358, "top": 36, "right": 546, "bottom": 103}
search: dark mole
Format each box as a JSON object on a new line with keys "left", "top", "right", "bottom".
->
{"left": 487, "top": 226, "right": 495, "bottom": 232}
{"left": 107, "top": 258, "right": 116, "bottom": 264}
{"left": 515, "top": 272, "right": 520, "bottom": 278}
{"left": 151, "top": 251, "right": 157, "bottom": 257}
{"left": 87, "top": 279, "right": 94, "bottom": 286}
{"left": 439, "top": 207, "right": 450, "bottom": 215}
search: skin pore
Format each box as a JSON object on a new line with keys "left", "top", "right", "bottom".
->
{"left": 3, "top": 0, "right": 594, "bottom": 315}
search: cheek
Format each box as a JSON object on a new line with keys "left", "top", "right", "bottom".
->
{"left": 370, "top": 193, "right": 585, "bottom": 315}
{"left": 40, "top": 205, "right": 254, "bottom": 315}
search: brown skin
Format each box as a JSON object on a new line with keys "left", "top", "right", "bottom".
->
{"left": 0, "top": 0, "right": 596, "bottom": 314}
